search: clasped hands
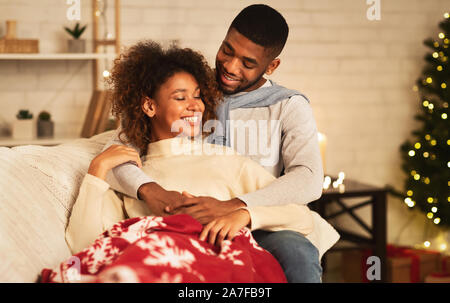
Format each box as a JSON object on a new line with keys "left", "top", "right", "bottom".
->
{"left": 139, "top": 182, "right": 249, "bottom": 247}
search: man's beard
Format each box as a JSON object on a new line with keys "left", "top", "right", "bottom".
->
{"left": 215, "top": 66, "right": 266, "bottom": 95}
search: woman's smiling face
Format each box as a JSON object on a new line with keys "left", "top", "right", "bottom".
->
{"left": 143, "top": 71, "right": 205, "bottom": 141}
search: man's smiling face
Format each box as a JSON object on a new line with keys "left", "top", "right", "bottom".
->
{"left": 215, "top": 27, "right": 279, "bottom": 95}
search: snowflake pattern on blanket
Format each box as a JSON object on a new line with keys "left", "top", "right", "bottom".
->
{"left": 40, "top": 214, "right": 287, "bottom": 283}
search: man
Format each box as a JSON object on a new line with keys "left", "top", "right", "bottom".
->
{"left": 104, "top": 4, "right": 338, "bottom": 282}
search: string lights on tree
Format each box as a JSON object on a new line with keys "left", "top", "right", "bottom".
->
{"left": 389, "top": 13, "right": 449, "bottom": 237}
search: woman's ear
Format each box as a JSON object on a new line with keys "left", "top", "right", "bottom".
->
{"left": 142, "top": 96, "right": 156, "bottom": 118}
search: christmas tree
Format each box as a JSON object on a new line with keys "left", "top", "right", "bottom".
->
{"left": 389, "top": 12, "right": 449, "bottom": 228}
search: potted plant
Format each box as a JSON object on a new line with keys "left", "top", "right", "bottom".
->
{"left": 37, "top": 111, "right": 54, "bottom": 138}
{"left": 64, "top": 22, "right": 87, "bottom": 53}
{"left": 12, "top": 109, "right": 35, "bottom": 140}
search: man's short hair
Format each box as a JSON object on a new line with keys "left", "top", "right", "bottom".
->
{"left": 229, "top": 4, "right": 289, "bottom": 58}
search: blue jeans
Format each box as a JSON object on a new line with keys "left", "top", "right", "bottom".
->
{"left": 252, "top": 229, "right": 322, "bottom": 283}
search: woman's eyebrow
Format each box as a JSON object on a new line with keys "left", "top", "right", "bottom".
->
{"left": 171, "top": 89, "right": 187, "bottom": 94}
{"left": 170, "top": 87, "right": 200, "bottom": 95}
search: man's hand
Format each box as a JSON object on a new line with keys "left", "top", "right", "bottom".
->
{"left": 199, "top": 209, "right": 250, "bottom": 247}
{"left": 165, "top": 192, "right": 247, "bottom": 224}
{"left": 138, "top": 182, "right": 187, "bottom": 217}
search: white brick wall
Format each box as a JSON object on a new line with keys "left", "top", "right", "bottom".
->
{"left": 0, "top": 0, "right": 448, "bottom": 250}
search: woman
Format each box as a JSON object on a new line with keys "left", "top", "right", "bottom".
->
{"left": 62, "top": 41, "right": 313, "bottom": 282}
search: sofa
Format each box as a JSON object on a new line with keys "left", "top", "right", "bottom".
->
{"left": 0, "top": 131, "right": 115, "bottom": 282}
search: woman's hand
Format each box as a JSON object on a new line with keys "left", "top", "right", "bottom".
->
{"left": 199, "top": 209, "right": 251, "bottom": 247}
{"left": 88, "top": 145, "right": 142, "bottom": 180}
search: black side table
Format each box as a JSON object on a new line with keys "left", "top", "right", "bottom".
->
{"left": 309, "top": 176, "right": 388, "bottom": 282}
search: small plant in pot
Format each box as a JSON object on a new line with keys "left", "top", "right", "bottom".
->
{"left": 64, "top": 22, "right": 87, "bottom": 53}
{"left": 12, "top": 109, "right": 35, "bottom": 140}
{"left": 37, "top": 111, "right": 54, "bottom": 138}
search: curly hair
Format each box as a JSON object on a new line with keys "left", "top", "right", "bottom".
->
{"left": 108, "top": 40, "right": 222, "bottom": 155}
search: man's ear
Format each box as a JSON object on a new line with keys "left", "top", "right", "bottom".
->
{"left": 142, "top": 96, "right": 156, "bottom": 118}
{"left": 265, "top": 58, "right": 281, "bottom": 76}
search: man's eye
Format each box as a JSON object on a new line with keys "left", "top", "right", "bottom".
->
{"left": 222, "top": 47, "right": 232, "bottom": 56}
{"left": 243, "top": 62, "right": 255, "bottom": 69}
{"left": 174, "top": 96, "right": 185, "bottom": 101}
{"left": 194, "top": 95, "right": 201, "bottom": 99}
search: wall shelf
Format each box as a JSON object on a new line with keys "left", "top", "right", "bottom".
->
{"left": 0, "top": 53, "right": 116, "bottom": 60}
{"left": 0, "top": 0, "right": 121, "bottom": 146}
{"left": 0, "top": 136, "right": 78, "bottom": 147}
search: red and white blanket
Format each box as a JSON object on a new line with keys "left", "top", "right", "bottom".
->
{"left": 40, "top": 214, "right": 287, "bottom": 283}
